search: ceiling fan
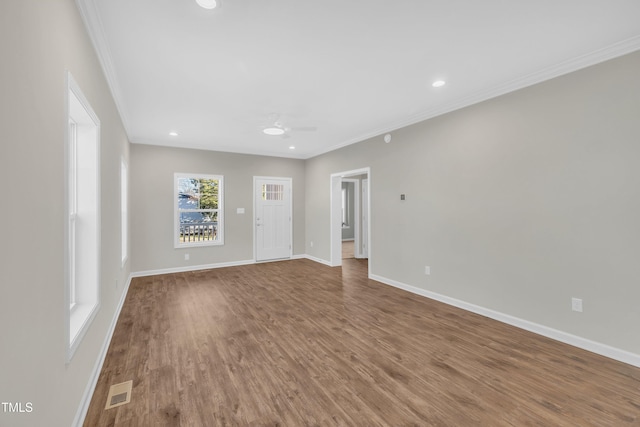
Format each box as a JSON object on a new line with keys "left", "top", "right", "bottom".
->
{"left": 262, "top": 115, "right": 317, "bottom": 138}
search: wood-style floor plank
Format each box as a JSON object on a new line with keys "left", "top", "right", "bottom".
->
{"left": 84, "top": 259, "right": 640, "bottom": 426}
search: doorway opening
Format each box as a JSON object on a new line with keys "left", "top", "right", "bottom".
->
{"left": 330, "top": 168, "right": 371, "bottom": 273}
{"left": 341, "top": 179, "right": 358, "bottom": 260}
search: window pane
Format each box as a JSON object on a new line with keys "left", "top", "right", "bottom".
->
{"left": 198, "top": 179, "right": 219, "bottom": 209}
{"left": 178, "top": 178, "right": 200, "bottom": 208}
{"left": 175, "top": 173, "right": 223, "bottom": 247}
{"left": 179, "top": 211, "right": 218, "bottom": 243}
{"left": 262, "top": 183, "right": 284, "bottom": 201}
{"left": 66, "top": 73, "right": 101, "bottom": 362}
{"left": 178, "top": 178, "right": 219, "bottom": 209}
{"left": 179, "top": 211, "right": 215, "bottom": 224}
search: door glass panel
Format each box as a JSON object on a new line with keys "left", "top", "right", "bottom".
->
{"left": 262, "top": 184, "right": 284, "bottom": 201}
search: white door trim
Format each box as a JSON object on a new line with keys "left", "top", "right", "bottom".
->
{"left": 361, "top": 178, "right": 369, "bottom": 259}
{"left": 253, "top": 176, "right": 293, "bottom": 262}
{"left": 330, "top": 167, "right": 371, "bottom": 268}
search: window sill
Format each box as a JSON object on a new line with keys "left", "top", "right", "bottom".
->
{"left": 174, "top": 240, "right": 224, "bottom": 249}
{"left": 68, "top": 301, "right": 99, "bottom": 362}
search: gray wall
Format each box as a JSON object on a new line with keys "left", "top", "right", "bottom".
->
{"left": 1, "top": 2, "right": 638, "bottom": 424}
{"left": 130, "top": 144, "right": 306, "bottom": 273}
{"left": 305, "top": 51, "right": 640, "bottom": 355}
{"left": 0, "top": 1, "right": 131, "bottom": 426}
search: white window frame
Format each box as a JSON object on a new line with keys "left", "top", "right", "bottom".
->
{"left": 121, "top": 158, "right": 128, "bottom": 267}
{"left": 69, "top": 119, "right": 78, "bottom": 311}
{"left": 174, "top": 173, "right": 224, "bottom": 248}
{"left": 65, "top": 72, "right": 101, "bottom": 363}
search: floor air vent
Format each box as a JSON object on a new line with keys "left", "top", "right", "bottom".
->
{"left": 105, "top": 380, "right": 133, "bottom": 410}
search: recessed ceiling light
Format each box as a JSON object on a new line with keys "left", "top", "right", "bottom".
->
{"left": 289, "top": 146, "right": 295, "bottom": 150}
{"left": 196, "top": 0, "right": 217, "bottom": 9}
{"left": 169, "top": 132, "right": 178, "bottom": 136}
{"left": 263, "top": 127, "right": 285, "bottom": 136}
{"left": 432, "top": 80, "right": 446, "bottom": 88}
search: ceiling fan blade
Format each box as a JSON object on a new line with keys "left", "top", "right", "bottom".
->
{"left": 289, "top": 126, "right": 317, "bottom": 132}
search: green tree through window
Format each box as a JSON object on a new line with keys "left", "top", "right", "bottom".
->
{"left": 175, "top": 174, "right": 224, "bottom": 247}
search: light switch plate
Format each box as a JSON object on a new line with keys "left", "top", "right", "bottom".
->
{"left": 571, "top": 297, "right": 583, "bottom": 312}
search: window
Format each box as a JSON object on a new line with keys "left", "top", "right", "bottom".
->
{"left": 66, "top": 72, "right": 100, "bottom": 362}
{"left": 174, "top": 173, "right": 224, "bottom": 247}
{"left": 121, "top": 158, "right": 128, "bottom": 266}
{"left": 262, "top": 183, "right": 284, "bottom": 201}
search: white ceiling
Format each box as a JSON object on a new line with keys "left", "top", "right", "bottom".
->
{"left": 77, "top": 0, "right": 640, "bottom": 159}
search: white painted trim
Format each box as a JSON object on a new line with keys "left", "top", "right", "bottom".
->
{"left": 72, "top": 274, "right": 132, "bottom": 427}
{"left": 303, "top": 254, "right": 333, "bottom": 267}
{"left": 134, "top": 256, "right": 329, "bottom": 279}
{"left": 370, "top": 273, "right": 640, "bottom": 369}
{"left": 66, "top": 72, "right": 102, "bottom": 364}
{"left": 330, "top": 175, "right": 342, "bottom": 267}
{"left": 307, "top": 36, "right": 640, "bottom": 160}
{"left": 73, "top": 1, "right": 640, "bottom": 164}
{"left": 131, "top": 259, "right": 255, "bottom": 278}
{"left": 330, "top": 168, "right": 371, "bottom": 268}
{"left": 73, "top": 260, "right": 638, "bottom": 425}
{"left": 121, "top": 157, "right": 129, "bottom": 268}
{"left": 174, "top": 173, "right": 224, "bottom": 249}
{"left": 75, "top": 256, "right": 329, "bottom": 424}
{"left": 360, "top": 178, "right": 369, "bottom": 259}
{"left": 75, "top": 0, "right": 132, "bottom": 138}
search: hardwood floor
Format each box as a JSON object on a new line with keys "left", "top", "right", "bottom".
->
{"left": 342, "top": 241, "right": 355, "bottom": 259}
{"left": 84, "top": 259, "right": 640, "bottom": 426}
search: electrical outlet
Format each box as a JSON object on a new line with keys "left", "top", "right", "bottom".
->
{"left": 425, "top": 266, "right": 431, "bottom": 275}
{"left": 571, "top": 297, "right": 583, "bottom": 312}
{"left": 310, "top": 241, "right": 314, "bottom": 248}
{"left": 184, "top": 253, "right": 190, "bottom": 261}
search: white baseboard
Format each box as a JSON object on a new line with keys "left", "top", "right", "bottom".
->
{"left": 131, "top": 259, "right": 255, "bottom": 278}
{"left": 303, "top": 254, "right": 333, "bottom": 266}
{"left": 73, "top": 274, "right": 133, "bottom": 427}
{"left": 132, "top": 255, "right": 336, "bottom": 278}
{"left": 75, "top": 256, "right": 333, "bottom": 425}
{"left": 81, "top": 257, "right": 635, "bottom": 427}
{"left": 370, "top": 273, "right": 640, "bottom": 368}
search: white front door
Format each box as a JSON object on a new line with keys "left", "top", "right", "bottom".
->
{"left": 255, "top": 177, "right": 292, "bottom": 261}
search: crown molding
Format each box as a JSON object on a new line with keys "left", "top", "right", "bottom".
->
{"left": 309, "top": 36, "right": 640, "bottom": 160}
{"left": 71, "top": 2, "right": 640, "bottom": 161}
{"left": 75, "top": 0, "right": 132, "bottom": 139}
